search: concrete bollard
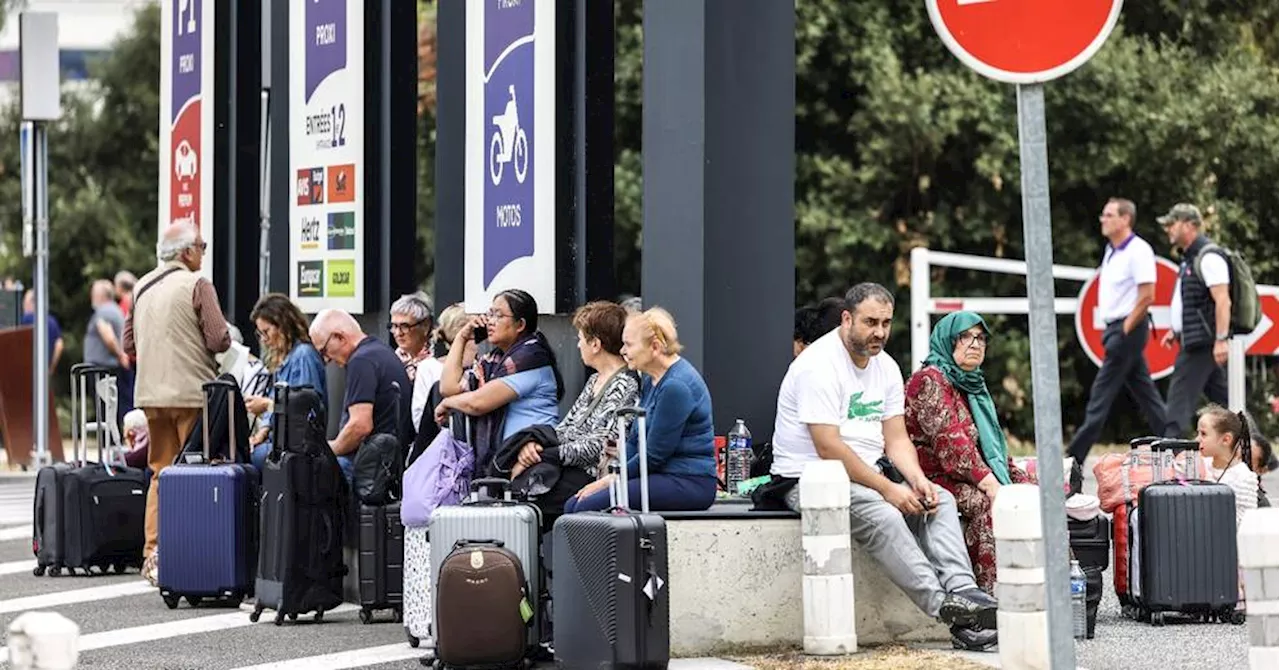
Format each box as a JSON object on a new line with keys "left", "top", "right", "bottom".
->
{"left": 799, "top": 460, "right": 856, "bottom": 655}
{"left": 994, "top": 483, "right": 1049, "bottom": 670}
{"left": 1239, "top": 507, "right": 1279, "bottom": 670}
{"left": 6, "top": 611, "right": 79, "bottom": 670}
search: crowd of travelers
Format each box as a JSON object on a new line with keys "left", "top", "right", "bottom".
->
{"left": 50, "top": 199, "right": 1273, "bottom": 654}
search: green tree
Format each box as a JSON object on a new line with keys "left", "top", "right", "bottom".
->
{"left": 610, "top": 0, "right": 1279, "bottom": 441}
{"left": 0, "top": 4, "right": 161, "bottom": 404}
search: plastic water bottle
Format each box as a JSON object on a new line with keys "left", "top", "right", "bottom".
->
{"left": 725, "top": 419, "right": 753, "bottom": 496}
{"left": 1070, "top": 560, "right": 1087, "bottom": 640}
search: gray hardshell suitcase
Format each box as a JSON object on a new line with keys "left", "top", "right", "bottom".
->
{"left": 428, "top": 477, "right": 543, "bottom": 652}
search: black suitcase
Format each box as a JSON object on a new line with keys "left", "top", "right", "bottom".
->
{"left": 33, "top": 365, "right": 146, "bottom": 577}
{"left": 357, "top": 502, "right": 404, "bottom": 624}
{"left": 1136, "top": 439, "right": 1242, "bottom": 626}
{"left": 251, "top": 383, "right": 348, "bottom": 625}
{"left": 552, "top": 407, "right": 669, "bottom": 669}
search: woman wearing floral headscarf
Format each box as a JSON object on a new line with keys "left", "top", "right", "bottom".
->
{"left": 905, "top": 311, "right": 1035, "bottom": 594}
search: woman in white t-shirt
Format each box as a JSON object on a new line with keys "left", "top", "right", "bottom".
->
{"left": 1196, "top": 405, "right": 1260, "bottom": 526}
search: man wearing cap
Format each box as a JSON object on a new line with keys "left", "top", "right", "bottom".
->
{"left": 1158, "top": 203, "right": 1232, "bottom": 437}
{"left": 1067, "top": 198, "right": 1166, "bottom": 489}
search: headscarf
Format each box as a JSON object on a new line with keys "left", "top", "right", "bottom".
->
{"left": 923, "top": 311, "right": 1011, "bottom": 485}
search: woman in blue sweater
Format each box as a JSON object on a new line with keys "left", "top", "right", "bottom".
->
{"left": 565, "top": 307, "right": 717, "bottom": 512}
{"left": 245, "top": 294, "right": 328, "bottom": 469}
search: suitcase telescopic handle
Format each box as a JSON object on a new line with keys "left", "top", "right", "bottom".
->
{"left": 1129, "top": 436, "right": 1160, "bottom": 449}
{"left": 470, "top": 477, "right": 513, "bottom": 502}
{"left": 203, "top": 379, "right": 240, "bottom": 463}
{"left": 613, "top": 406, "right": 651, "bottom": 513}
{"left": 453, "top": 539, "right": 505, "bottom": 550}
{"left": 1152, "top": 439, "right": 1199, "bottom": 453}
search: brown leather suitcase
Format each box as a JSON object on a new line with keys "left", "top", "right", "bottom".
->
{"left": 434, "top": 541, "right": 530, "bottom": 667}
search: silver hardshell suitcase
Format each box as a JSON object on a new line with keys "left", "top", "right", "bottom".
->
{"left": 428, "top": 477, "right": 543, "bottom": 652}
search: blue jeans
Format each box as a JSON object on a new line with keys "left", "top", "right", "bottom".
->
{"left": 564, "top": 473, "right": 717, "bottom": 513}
{"left": 251, "top": 443, "right": 354, "bottom": 486}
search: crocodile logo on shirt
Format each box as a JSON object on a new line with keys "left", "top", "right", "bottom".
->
{"left": 847, "top": 391, "right": 883, "bottom": 421}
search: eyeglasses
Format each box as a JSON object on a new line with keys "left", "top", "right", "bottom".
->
{"left": 191, "top": 241, "right": 208, "bottom": 252}
{"left": 389, "top": 319, "right": 427, "bottom": 333}
{"left": 958, "top": 332, "right": 988, "bottom": 348}
{"left": 317, "top": 334, "right": 336, "bottom": 364}
{"left": 486, "top": 310, "right": 514, "bottom": 321}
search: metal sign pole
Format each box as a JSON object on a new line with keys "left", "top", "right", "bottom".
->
{"left": 32, "top": 121, "right": 51, "bottom": 468}
{"left": 258, "top": 88, "right": 272, "bottom": 298}
{"left": 1016, "top": 83, "right": 1075, "bottom": 669}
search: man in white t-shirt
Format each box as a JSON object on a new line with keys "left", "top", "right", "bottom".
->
{"left": 771, "top": 283, "right": 998, "bottom": 652}
{"left": 1157, "top": 203, "right": 1232, "bottom": 436}
{"left": 1067, "top": 198, "right": 1167, "bottom": 489}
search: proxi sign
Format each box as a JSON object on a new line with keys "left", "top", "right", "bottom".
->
{"left": 926, "top": 0, "right": 1124, "bottom": 84}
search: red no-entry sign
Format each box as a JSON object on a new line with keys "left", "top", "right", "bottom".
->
{"left": 926, "top": 0, "right": 1124, "bottom": 84}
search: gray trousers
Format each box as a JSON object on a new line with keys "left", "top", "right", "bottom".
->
{"left": 787, "top": 481, "right": 977, "bottom": 618}
{"left": 1163, "top": 345, "right": 1228, "bottom": 437}
{"left": 1068, "top": 320, "right": 1166, "bottom": 463}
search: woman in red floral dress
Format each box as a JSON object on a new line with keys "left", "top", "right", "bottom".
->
{"left": 904, "top": 311, "right": 1035, "bottom": 594}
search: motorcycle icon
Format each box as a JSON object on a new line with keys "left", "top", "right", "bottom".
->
{"left": 489, "top": 85, "right": 529, "bottom": 186}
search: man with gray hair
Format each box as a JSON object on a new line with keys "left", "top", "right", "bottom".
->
{"left": 310, "top": 309, "right": 411, "bottom": 483}
{"left": 84, "top": 279, "right": 132, "bottom": 425}
{"left": 123, "top": 222, "right": 231, "bottom": 585}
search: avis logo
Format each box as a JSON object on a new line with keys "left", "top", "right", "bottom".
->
{"left": 295, "top": 168, "right": 324, "bottom": 206}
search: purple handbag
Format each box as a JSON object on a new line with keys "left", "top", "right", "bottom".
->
{"left": 401, "top": 416, "right": 474, "bottom": 528}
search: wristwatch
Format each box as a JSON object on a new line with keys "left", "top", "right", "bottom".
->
{"left": 1216, "top": 333, "right": 1231, "bottom": 342}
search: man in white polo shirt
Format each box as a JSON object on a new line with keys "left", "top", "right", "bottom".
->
{"left": 771, "top": 283, "right": 998, "bottom": 652}
{"left": 1067, "top": 198, "right": 1167, "bottom": 484}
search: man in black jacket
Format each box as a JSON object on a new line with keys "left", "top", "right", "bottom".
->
{"left": 1157, "top": 203, "right": 1233, "bottom": 437}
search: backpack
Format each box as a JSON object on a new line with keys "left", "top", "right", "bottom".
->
{"left": 1195, "top": 243, "right": 1261, "bottom": 336}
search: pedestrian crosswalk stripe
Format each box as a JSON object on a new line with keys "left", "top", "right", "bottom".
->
{"left": 0, "top": 559, "right": 36, "bottom": 576}
{"left": 0, "top": 524, "right": 31, "bottom": 542}
{"left": 0, "top": 580, "right": 153, "bottom": 614}
{"left": 0, "top": 603, "right": 360, "bottom": 659}
{"left": 228, "top": 642, "right": 421, "bottom": 670}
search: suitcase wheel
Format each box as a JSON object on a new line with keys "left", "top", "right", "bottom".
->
{"left": 359, "top": 609, "right": 372, "bottom": 625}
{"left": 112, "top": 562, "right": 126, "bottom": 574}
{"left": 185, "top": 596, "right": 203, "bottom": 608}
{"left": 274, "top": 613, "right": 284, "bottom": 626}
{"left": 1227, "top": 609, "right": 1246, "bottom": 625}
{"left": 407, "top": 633, "right": 420, "bottom": 648}
{"left": 249, "top": 607, "right": 263, "bottom": 623}
{"left": 32, "top": 565, "right": 45, "bottom": 577}
{"left": 288, "top": 613, "right": 299, "bottom": 622}
{"left": 1151, "top": 611, "right": 1166, "bottom": 627}
{"left": 163, "top": 594, "right": 180, "bottom": 610}
{"left": 393, "top": 608, "right": 403, "bottom": 624}
{"left": 313, "top": 610, "right": 324, "bottom": 622}
{"left": 48, "top": 566, "right": 62, "bottom": 577}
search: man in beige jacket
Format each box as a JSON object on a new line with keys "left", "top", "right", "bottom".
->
{"left": 123, "top": 222, "right": 231, "bottom": 584}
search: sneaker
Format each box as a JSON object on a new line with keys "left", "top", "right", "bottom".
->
{"left": 142, "top": 553, "right": 159, "bottom": 587}
{"left": 951, "top": 624, "right": 998, "bottom": 652}
{"left": 939, "top": 588, "right": 998, "bottom": 630}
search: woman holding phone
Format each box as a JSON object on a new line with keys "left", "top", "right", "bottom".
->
{"left": 435, "top": 289, "right": 564, "bottom": 463}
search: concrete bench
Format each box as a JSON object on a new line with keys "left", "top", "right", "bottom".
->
{"left": 663, "top": 501, "right": 948, "bottom": 656}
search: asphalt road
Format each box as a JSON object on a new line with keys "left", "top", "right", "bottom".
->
{"left": 1, "top": 459, "right": 1273, "bottom": 670}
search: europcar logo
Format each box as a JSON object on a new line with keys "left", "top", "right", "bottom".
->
{"left": 297, "top": 261, "right": 324, "bottom": 297}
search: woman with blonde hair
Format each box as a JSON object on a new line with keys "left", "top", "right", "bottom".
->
{"left": 410, "top": 302, "right": 477, "bottom": 432}
{"left": 565, "top": 307, "right": 717, "bottom": 512}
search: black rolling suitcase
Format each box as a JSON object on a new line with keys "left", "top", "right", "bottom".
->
{"left": 552, "top": 407, "right": 669, "bottom": 669}
{"left": 1136, "top": 438, "right": 1242, "bottom": 626}
{"left": 251, "top": 383, "right": 348, "bottom": 625}
{"left": 357, "top": 501, "right": 405, "bottom": 624}
{"left": 33, "top": 365, "right": 147, "bottom": 577}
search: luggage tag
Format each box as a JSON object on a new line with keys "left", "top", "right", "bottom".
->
{"left": 519, "top": 596, "right": 534, "bottom": 623}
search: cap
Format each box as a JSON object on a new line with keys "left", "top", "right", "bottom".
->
{"left": 1157, "top": 203, "right": 1202, "bottom": 225}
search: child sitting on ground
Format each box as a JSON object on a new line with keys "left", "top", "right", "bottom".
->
{"left": 1196, "top": 405, "right": 1260, "bottom": 525}
{"left": 122, "top": 408, "right": 149, "bottom": 471}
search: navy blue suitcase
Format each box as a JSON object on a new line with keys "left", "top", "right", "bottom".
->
{"left": 157, "top": 379, "right": 259, "bottom": 608}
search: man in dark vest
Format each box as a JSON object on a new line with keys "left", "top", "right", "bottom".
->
{"left": 1158, "top": 203, "right": 1232, "bottom": 437}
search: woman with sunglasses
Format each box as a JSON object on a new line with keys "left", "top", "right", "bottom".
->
{"left": 435, "top": 289, "right": 564, "bottom": 464}
{"left": 904, "top": 311, "right": 1034, "bottom": 595}
{"left": 389, "top": 292, "right": 435, "bottom": 382}
{"left": 245, "top": 293, "right": 328, "bottom": 470}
